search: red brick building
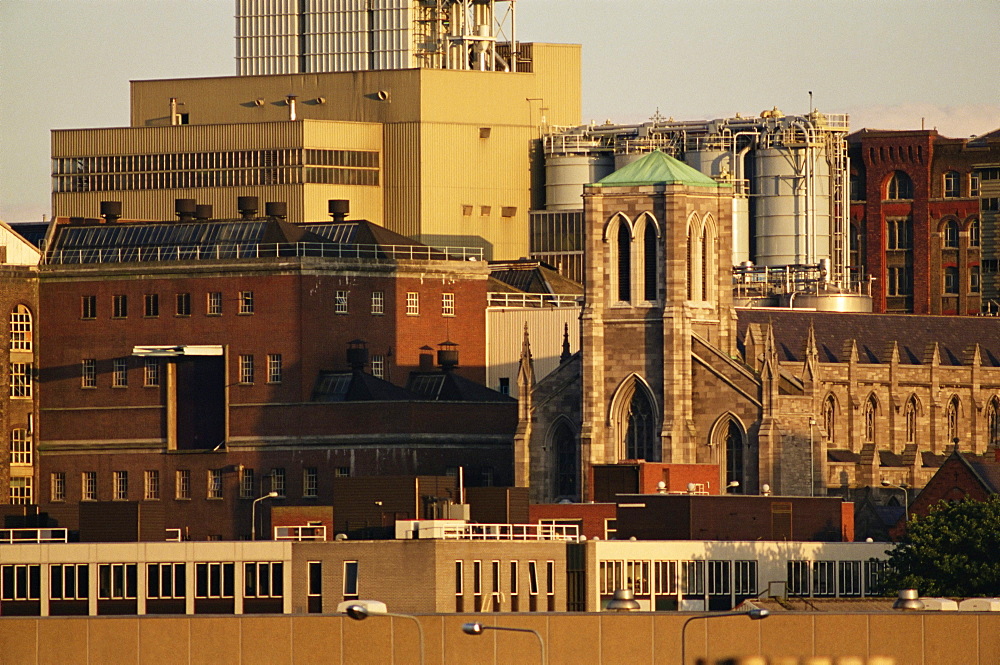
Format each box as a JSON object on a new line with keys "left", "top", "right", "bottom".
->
{"left": 848, "top": 128, "right": 1000, "bottom": 314}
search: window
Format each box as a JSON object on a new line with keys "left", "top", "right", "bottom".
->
{"left": 734, "top": 560, "right": 757, "bottom": 598}
{"left": 839, "top": 561, "right": 862, "bottom": 597}
{"left": 208, "top": 469, "right": 223, "bottom": 499}
{"left": 887, "top": 266, "right": 913, "bottom": 296}
{"left": 10, "top": 363, "right": 31, "bottom": 397}
{"left": 510, "top": 561, "right": 519, "bottom": 597}
{"left": 528, "top": 561, "right": 539, "bottom": 595}
{"left": 144, "top": 358, "right": 160, "bottom": 387}
{"left": 176, "top": 469, "right": 191, "bottom": 500}
{"left": 944, "top": 266, "right": 960, "bottom": 294}
{"left": 147, "top": 563, "right": 185, "bottom": 599}
{"left": 2, "top": 564, "right": 41, "bottom": 601}
{"left": 144, "top": 470, "right": 160, "bottom": 500}
{"left": 10, "top": 305, "right": 31, "bottom": 351}
{"left": 707, "top": 560, "right": 731, "bottom": 597}
{"left": 51, "top": 472, "right": 66, "bottom": 502}
{"left": 442, "top": 293, "right": 455, "bottom": 316}
{"left": 905, "top": 397, "right": 918, "bottom": 444}
{"left": 207, "top": 292, "right": 223, "bottom": 315}
{"left": 617, "top": 223, "right": 631, "bottom": 302}
{"left": 50, "top": 564, "right": 88, "bottom": 600}
{"left": 82, "top": 471, "right": 97, "bottom": 501}
{"left": 240, "top": 468, "right": 255, "bottom": 499}
{"left": 947, "top": 397, "right": 960, "bottom": 442}
{"left": 643, "top": 223, "right": 658, "bottom": 301}
{"left": 887, "top": 171, "right": 913, "bottom": 200}
{"left": 144, "top": 294, "right": 159, "bottom": 317}
{"left": 406, "top": 292, "right": 419, "bottom": 316}
{"left": 113, "top": 471, "right": 128, "bottom": 500}
{"left": 943, "top": 220, "right": 960, "bottom": 248}
{"left": 335, "top": 467, "right": 350, "bottom": 478}
{"left": 176, "top": 292, "right": 191, "bottom": 316}
{"left": 335, "top": 290, "right": 348, "bottom": 314}
{"left": 371, "top": 291, "right": 384, "bottom": 315}
{"left": 82, "top": 295, "right": 97, "bottom": 319}
{"left": 813, "top": 560, "right": 836, "bottom": 597}
{"left": 970, "top": 220, "right": 981, "bottom": 247}
{"left": 823, "top": 396, "right": 836, "bottom": 444}
{"left": 303, "top": 467, "right": 318, "bottom": 498}
{"left": 112, "top": 294, "right": 128, "bottom": 318}
{"left": 682, "top": 560, "right": 705, "bottom": 597}
{"left": 113, "top": 357, "right": 128, "bottom": 388}
{"left": 984, "top": 198, "right": 1000, "bottom": 212}
{"left": 498, "top": 378, "right": 510, "bottom": 395}
{"left": 195, "top": 562, "right": 234, "bottom": 599}
{"left": 371, "top": 355, "right": 384, "bottom": 379}
{"left": 654, "top": 560, "right": 678, "bottom": 595}
{"left": 343, "top": 561, "right": 359, "bottom": 598}
{"left": 972, "top": 266, "right": 981, "bottom": 293}
{"left": 971, "top": 173, "right": 981, "bottom": 197}
{"left": 10, "top": 428, "right": 30, "bottom": 465}
{"left": 10, "top": 478, "right": 32, "bottom": 505}
{"left": 308, "top": 561, "right": 322, "bottom": 598}
{"left": 455, "top": 560, "right": 464, "bottom": 597}
{"left": 886, "top": 218, "right": 912, "bottom": 249}
{"left": 270, "top": 468, "right": 285, "bottom": 496}
{"left": 239, "top": 355, "right": 254, "bottom": 384}
{"left": 245, "top": 562, "right": 284, "bottom": 598}
{"left": 864, "top": 396, "right": 877, "bottom": 443}
{"left": 787, "top": 560, "right": 811, "bottom": 596}
{"left": 944, "top": 171, "right": 961, "bottom": 198}
{"left": 267, "top": 354, "right": 282, "bottom": 384}
{"left": 864, "top": 560, "right": 887, "bottom": 595}
{"left": 239, "top": 291, "right": 254, "bottom": 315}
{"left": 82, "top": 359, "right": 97, "bottom": 388}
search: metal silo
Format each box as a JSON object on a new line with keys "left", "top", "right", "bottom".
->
{"left": 544, "top": 153, "right": 615, "bottom": 210}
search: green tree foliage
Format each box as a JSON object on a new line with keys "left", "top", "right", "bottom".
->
{"left": 882, "top": 497, "right": 1000, "bottom": 597}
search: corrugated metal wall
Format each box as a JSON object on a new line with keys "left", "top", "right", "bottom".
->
{"left": 486, "top": 306, "right": 580, "bottom": 398}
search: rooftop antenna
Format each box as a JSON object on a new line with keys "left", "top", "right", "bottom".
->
{"left": 808, "top": 91, "right": 813, "bottom": 115}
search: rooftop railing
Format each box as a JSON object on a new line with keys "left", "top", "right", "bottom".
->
{"left": 0, "top": 528, "right": 69, "bottom": 544}
{"left": 487, "top": 292, "right": 581, "bottom": 308}
{"left": 45, "top": 242, "right": 484, "bottom": 265}
{"left": 439, "top": 522, "right": 579, "bottom": 542}
{"left": 274, "top": 525, "right": 327, "bottom": 541}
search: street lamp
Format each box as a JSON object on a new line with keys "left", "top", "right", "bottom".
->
{"left": 880, "top": 480, "right": 910, "bottom": 522}
{"left": 462, "top": 622, "right": 546, "bottom": 665}
{"left": 346, "top": 604, "right": 425, "bottom": 665}
{"left": 680, "top": 608, "right": 769, "bottom": 665}
{"left": 251, "top": 491, "right": 278, "bottom": 540}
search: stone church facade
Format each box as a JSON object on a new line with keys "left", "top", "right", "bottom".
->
{"left": 516, "top": 151, "right": 1000, "bottom": 504}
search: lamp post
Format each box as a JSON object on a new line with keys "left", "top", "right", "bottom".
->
{"left": 680, "top": 608, "right": 769, "bottom": 665}
{"left": 880, "top": 480, "right": 910, "bottom": 522}
{"left": 347, "top": 604, "right": 425, "bottom": 665}
{"left": 462, "top": 622, "right": 547, "bottom": 665}
{"left": 251, "top": 491, "right": 278, "bottom": 540}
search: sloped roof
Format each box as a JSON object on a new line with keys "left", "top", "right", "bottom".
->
{"left": 592, "top": 150, "right": 724, "bottom": 188}
{"left": 406, "top": 371, "right": 515, "bottom": 403}
{"left": 489, "top": 259, "right": 583, "bottom": 295}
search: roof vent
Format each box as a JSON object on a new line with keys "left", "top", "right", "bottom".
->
{"left": 437, "top": 341, "right": 459, "bottom": 372}
{"left": 419, "top": 345, "right": 435, "bottom": 371}
{"left": 346, "top": 339, "right": 369, "bottom": 372}
{"left": 175, "top": 198, "right": 197, "bottom": 222}
{"left": 99, "top": 201, "right": 122, "bottom": 224}
{"left": 328, "top": 199, "right": 350, "bottom": 223}
{"left": 195, "top": 204, "right": 212, "bottom": 222}
{"left": 264, "top": 201, "right": 287, "bottom": 220}
{"left": 237, "top": 196, "right": 259, "bottom": 220}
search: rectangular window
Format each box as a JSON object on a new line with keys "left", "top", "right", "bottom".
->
{"left": 113, "top": 294, "right": 128, "bottom": 318}
{"left": 240, "top": 468, "right": 255, "bottom": 499}
{"left": 270, "top": 468, "right": 285, "bottom": 496}
{"left": 10, "top": 428, "right": 30, "bottom": 465}
{"left": 82, "top": 295, "right": 97, "bottom": 319}
{"left": 144, "top": 470, "right": 160, "bottom": 500}
{"left": 308, "top": 562, "right": 322, "bottom": 597}
{"left": 195, "top": 562, "right": 234, "bottom": 599}
{"left": 113, "top": 471, "right": 128, "bottom": 500}
{"left": 707, "top": 560, "right": 731, "bottom": 596}
{"left": 147, "top": 563, "right": 185, "bottom": 599}
{"left": 455, "top": 561, "right": 464, "bottom": 595}
{"left": 303, "top": 467, "right": 318, "bottom": 498}
{"left": 10, "top": 478, "right": 32, "bottom": 505}
{"left": 442, "top": 292, "right": 455, "bottom": 316}
{"left": 887, "top": 266, "right": 913, "bottom": 296}
{"left": 113, "top": 357, "right": 128, "bottom": 388}
{"left": 787, "top": 560, "right": 811, "bottom": 596}
{"left": 207, "top": 469, "right": 223, "bottom": 499}
{"left": 176, "top": 469, "right": 191, "bottom": 500}
{"left": 10, "top": 363, "right": 31, "bottom": 398}
{"left": 971, "top": 266, "right": 982, "bottom": 293}
{"left": 546, "top": 560, "right": 555, "bottom": 596}
{"left": 144, "top": 359, "right": 160, "bottom": 387}
{"left": 944, "top": 266, "right": 960, "bottom": 294}
{"left": 371, "top": 291, "right": 384, "bottom": 315}
{"left": 50, "top": 564, "right": 88, "bottom": 600}
{"left": 239, "top": 291, "right": 254, "bottom": 315}
{"left": 734, "top": 560, "right": 758, "bottom": 597}
{"left": 144, "top": 293, "right": 159, "bottom": 317}
{"left": 343, "top": 561, "right": 359, "bottom": 598}
{"left": 239, "top": 355, "right": 254, "bottom": 384}
{"left": 864, "top": 560, "right": 887, "bottom": 596}
{"left": 971, "top": 173, "right": 981, "bottom": 197}
{"left": 82, "top": 359, "right": 97, "bottom": 388}
{"left": 335, "top": 290, "right": 348, "bottom": 314}
{"left": 98, "top": 563, "right": 137, "bottom": 600}
{"left": 176, "top": 292, "right": 191, "bottom": 316}
{"left": 510, "top": 561, "right": 519, "bottom": 596}
{"left": 335, "top": 467, "right": 350, "bottom": 478}
{"left": 600, "top": 561, "right": 622, "bottom": 595}
{"left": 406, "top": 292, "right": 419, "bottom": 316}
{"left": 813, "top": 561, "right": 836, "bottom": 597}
{"left": 839, "top": 561, "right": 862, "bottom": 597}
{"left": 51, "top": 472, "right": 66, "bottom": 502}
{"left": 527, "top": 561, "right": 539, "bottom": 595}
{"left": 207, "top": 292, "right": 223, "bottom": 315}
{"left": 371, "top": 355, "right": 384, "bottom": 379}
{"left": 2, "top": 564, "right": 41, "bottom": 601}
{"left": 82, "top": 471, "right": 97, "bottom": 501}
{"left": 267, "top": 354, "right": 282, "bottom": 384}
{"left": 654, "top": 560, "right": 678, "bottom": 595}
{"left": 245, "top": 562, "right": 284, "bottom": 598}
{"left": 682, "top": 560, "right": 705, "bottom": 596}
{"left": 473, "top": 560, "right": 483, "bottom": 599}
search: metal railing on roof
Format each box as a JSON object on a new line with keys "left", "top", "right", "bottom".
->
{"left": 45, "top": 242, "right": 483, "bottom": 265}
{"left": 274, "top": 525, "right": 327, "bottom": 541}
{"left": 487, "top": 292, "right": 581, "bottom": 308}
{"left": 439, "top": 522, "right": 579, "bottom": 542}
{"left": 0, "top": 528, "right": 69, "bottom": 544}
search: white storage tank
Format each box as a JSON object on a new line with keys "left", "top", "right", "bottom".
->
{"left": 544, "top": 154, "right": 614, "bottom": 210}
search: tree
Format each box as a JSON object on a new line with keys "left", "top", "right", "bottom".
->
{"left": 881, "top": 496, "right": 1000, "bottom": 597}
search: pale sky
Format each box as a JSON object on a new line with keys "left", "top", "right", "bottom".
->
{"left": 2, "top": 0, "right": 998, "bottom": 222}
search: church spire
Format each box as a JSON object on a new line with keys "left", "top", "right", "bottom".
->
{"left": 560, "top": 322, "right": 572, "bottom": 363}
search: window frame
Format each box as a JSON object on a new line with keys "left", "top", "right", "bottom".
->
{"left": 144, "top": 470, "right": 160, "bottom": 500}
{"left": 113, "top": 470, "right": 128, "bottom": 501}
{"left": 10, "top": 362, "right": 31, "bottom": 398}
{"left": 112, "top": 294, "right": 128, "bottom": 319}
{"left": 207, "top": 292, "right": 223, "bottom": 316}
{"left": 10, "top": 428, "right": 31, "bottom": 465}
{"left": 371, "top": 291, "right": 384, "bottom": 315}
{"left": 207, "top": 469, "right": 224, "bottom": 499}
{"left": 81, "top": 295, "right": 97, "bottom": 320}
{"left": 82, "top": 359, "right": 97, "bottom": 388}
{"left": 82, "top": 471, "right": 97, "bottom": 501}
{"left": 267, "top": 354, "right": 282, "bottom": 384}
{"left": 10, "top": 305, "right": 32, "bottom": 351}
{"left": 144, "top": 293, "right": 159, "bottom": 318}
{"left": 442, "top": 292, "right": 455, "bottom": 317}
{"left": 405, "top": 292, "right": 419, "bottom": 316}
{"left": 239, "top": 354, "right": 255, "bottom": 385}
{"left": 176, "top": 469, "right": 191, "bottom": 500}
{"left": 112, "top": 357, "right": 128, "bottom": 388}
{"left": 175, "top": 292, "right": 192, "bottom": 317}
{"left": 238, "top": 291, "right": 255, "bottom": 315}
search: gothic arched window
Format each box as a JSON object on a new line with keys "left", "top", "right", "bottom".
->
{"left": 947, "top": 397, "right": 960, "bottom": 443}
{"left": 553, "top": 421, "right": 577, "bottom": 499}
{"left": 905, "top": 396, "right": 918, "bottom": 444}
{"left": 887, "top": 171, "right": 913, "bottom": 200}
{"left": 624, "top": 387, "right": 658, "bottom": 461}
{"left": 823, "top": 396, "right": 836, "bottom": 444}
{"left": 725, "top": 421, "right": 744, "bottom": 492}
{"left": 617, "top": 223, "right": 631, "bottom": 302}
{"left": 988, "top": 398, "right": 1000, "bottom": 448}
{"left": 643, "top": 222, "right": 658, "bottom": 302}
{"left": 864, "top": 396, "right": 877, "bottom": 444}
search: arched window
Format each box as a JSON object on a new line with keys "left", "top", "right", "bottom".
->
{"left": 988, "top": 398, "right": 1000, "bottom": 448}
{"left": 887, "top": 171, "right": 913, "bottom": 200}
{"left": 947, "top": 397, "right": 960, "bottom": 443}
{"left": 944, "top": 171, "right": 961, "bottom": 198}
{"left": 642, "top": 222, "right": 658, "bottom": 302}
{"left": 552, "top": 421, "right": 577, "bottom": 498}
{"left": 613, "top": 378, "right": 659, "bottom": 462}
{"left": 905, "top": 396, "right": 918, "bottom": 444}
{"left": 823, "top": 396, "right": 836, "bottom": 443}
{"left": 617, "top": 223, "right": 631, "bottom": 302}
{"left": 864, "top": 395, "right": 877, "bottom": 444}
{"left": 943, "top": 220, "right": 960, "bottom": 248}
{"left": 686, "top": 221, "right": 695, "bottom": 300}
{"left": 725, "top": 420, "right": 744, "bottom": 492}
{"left": 10, "top": 305, "right": 31, "bottom": 351}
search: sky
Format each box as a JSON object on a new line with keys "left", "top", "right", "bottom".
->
{"left": 2, "top": 0, "right": 998, "bottom": 222}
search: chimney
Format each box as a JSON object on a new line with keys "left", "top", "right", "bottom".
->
{"left": 99, "top": 201, "right": 122, "bottom": 224}
{"left": 328, "top": 199, "right": 350, "bottom": 222}
{"left": 237, "top": 196, "right": 259, "bottom": 220}
{"left": 264, "top": 201, "right": 287, "bottom": 221}
{"left": 346, "top": 339, "right": 369, "bottom": 372}
{"left": 418, "top": 345, "right": 435, "bottom": 371}
{"left": 175, "top": 198, "right": 197, "bottom": 222}
{"left": 437, "top": 341, "right": 459, "bottom": 372}
{"left": 195, "top": 204, "right": 212, "bottom": 221}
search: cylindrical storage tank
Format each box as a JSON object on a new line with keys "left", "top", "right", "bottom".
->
{"left": 684, "top": 149, "right": 731, "bottom": 179}
{"left": 613, "top": 151, "right": 647, "bottom": 171}
{"left": 544, "top": 154, "right": 614, "bottom": 210}
{"left": 753, "top": 144, "right": 831, "bottom": 267}
{"left": 781, "top": 292, "right": 873, "bottom": 312}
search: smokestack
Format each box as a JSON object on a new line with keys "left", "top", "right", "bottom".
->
{"left": 99, "top": 201, "right": 122, "bottom": 224}
{"left": 264, "top": 202, "right": 287, "bottom": 221}
{"left": 195, "top": 204, "right": 212, "bottom": 221}
{"left": 175, "top": 198, "right": 197, "bottom": 222}
{"left": 237, "top": 196, "right": 259, "bottom": 220}
{"left": 418, "top": 346, "right": 435, "bottom": 371}
{"left": 328, "top": 199, "right": 350, "bottom": 223}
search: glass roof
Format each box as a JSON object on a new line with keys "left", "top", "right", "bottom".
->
{"left": 55, "top": 222, "right": 271, "bottom": 250}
